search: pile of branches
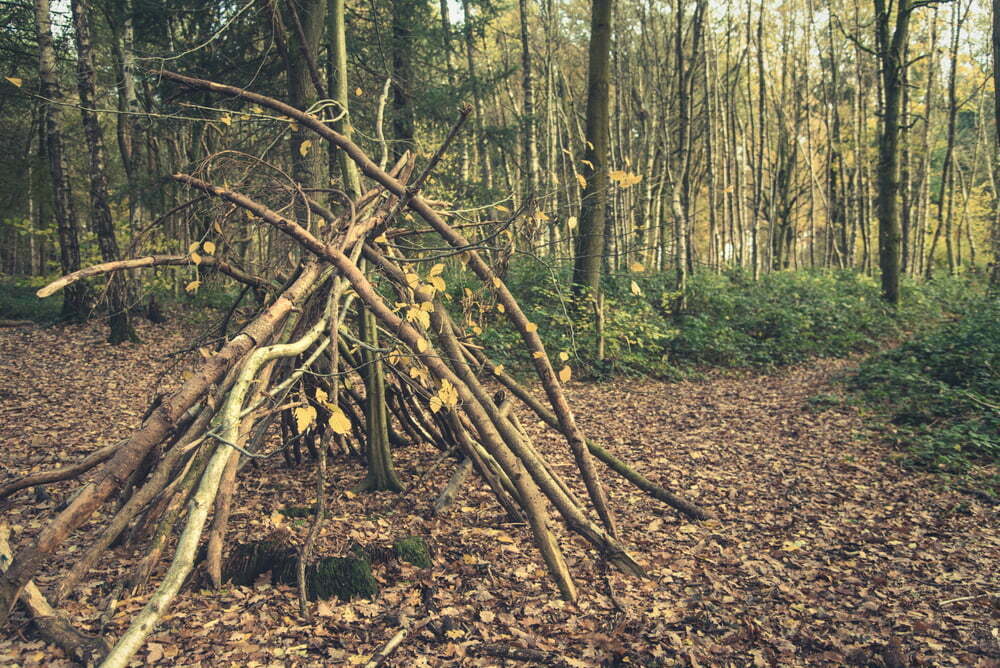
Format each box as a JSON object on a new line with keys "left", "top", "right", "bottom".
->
{"left": 0, "top": 71, "right": 710, "bottom": 667}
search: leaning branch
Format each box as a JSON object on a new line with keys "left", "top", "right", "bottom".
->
{"left": 37, "top": 255, "right": 271, "bottom": 299}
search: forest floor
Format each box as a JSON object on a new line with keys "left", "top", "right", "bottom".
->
{"left": 0, "top": 315, "right": 997, "bottom": 667}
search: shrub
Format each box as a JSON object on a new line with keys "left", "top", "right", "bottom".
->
{"left": 462, "top": 266, "right": 974, "bottom": 378}
{"left": 850, "top": 295, "right": 999, "bottom": 474}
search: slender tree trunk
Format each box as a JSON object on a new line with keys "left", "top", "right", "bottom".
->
{"left": 873, "top": 0, "right": 912, "bottom": 305}
{"left": 991, "top": 0, "right": 1000, "bottom": 285}
{"left": 35, "top": 0, "right": 89, "bottom": 320}
{"left": 518, "top": 0, "right": 540, "bottom": 206}
{"left": 571, "top": 0, "right": 613, "bottom": 295}
{"left": 71, "top": 0, "right": 137, "bottom": 343}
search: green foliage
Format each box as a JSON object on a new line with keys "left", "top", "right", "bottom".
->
{"left": 850, "top": 296, "right": 1000, "bottom": 475}
{"left": 0, "top": 275, "right": 64, "bottom": 324}
{"left": 468, "top": 266, "right": 974, "bottom": 379}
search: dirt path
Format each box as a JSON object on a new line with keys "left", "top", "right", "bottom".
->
{"left": 0, "top": 318, "right": 997, "bottom": 666}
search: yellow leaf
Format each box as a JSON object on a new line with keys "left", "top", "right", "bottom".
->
{"left": 495, "top": 204, "right": 510, "bottom": 213}
{"left": 354, "top": 87, "right": 363, "bottom": 96}
{"left": 328, "top": 406, "right": 351, "bottom": 434}
{"left": 416, "top": 337, "right": 428, "bottom": 353}
{"left": 492, "top": 277, "right": 502, "bottom": 288}
{"left": 185, "top": 280, "right": 201, "bottom": 294}
{"left": 567, "top": 215, "right": 578, "bottom": 230}
{"left": 493, "top": 364, "right": 504, "bottom": 376}
{"left": 630, "top": 280, "right": 642, "bottom": 296}
{"left": 315, "top": 388, "right": 328, "bottom": 403}
{"left": 580, "top": 159, "right": 594, "bottom": 170}
{"left": 299, "top": 140, "right": 311, "bottom": 157}
{"left": 532, "top": 351, "right": 545, "bottom": 359}
{"left": 190, "top": 251, "right": 202, "bottom": 265}
{"left": 461, "top": 554, "right": 477, "bottom": 565}
{"left": 525, "top": 322, "right": 537, "bottom": 333}
{"left": 188, "top": 241, "right": 200, "bottom": 254}
{"left": 373, "top": 233, "right": 388, "bottom": 244}
{"left": 630, "top": 261, "right": 645, "bottom": 272}
{"left": 496, "top": 303, "right": 505, "bottom": 313}
{"left": 405, "top": 273, "right": 421, "bottom": 288}
{"left": 558, "top": 366, "right": 572, "bottom": 383}
{"left": 534, "top": 210, "right": 550, "bottom": 222}
{"left": 472, "top": 325, "right": 482, "bottom": 335}
{"left": 429, "top": 276, "right": 446, "bottom": 292}
{"left": 270, "top": 509, "right": 285, "bottom": 526}
{"left": 213, "top": 222, "right": 223, "bottom": 234}
{"left": 429, "top": 396, "right": 443, "bottom": 413}
{"left": 219, "top": 114, "right": 232, "bottom": 126}
{"left": 429, "top": 263, "right": 445, "bottom": 277}
{"left": 5, "top": 76, "right": 22, "bottom": 88}
{"left": 294, "top": 405, "right": 317, "bottom": 432}
{"left": 202, "top": 241, "right": 216, "bottom": 255}
{"left": 480, "top": 610, "right": 496, "bottom": 623}
{"left": 559, "top": 351, "right": 569, "bottom": 361}
{"left": 575, "top": 173, "right": 587, "bottom": 189}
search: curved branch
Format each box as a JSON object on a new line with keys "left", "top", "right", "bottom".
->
{"left": 37, "top": 255, "right": 271, "bottom": 298}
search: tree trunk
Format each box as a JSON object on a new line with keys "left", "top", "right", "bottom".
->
{"left": 35, "top": 0, "right": 89, "bottom": 320}
{"left": 571, "top": 0, "right": 612, "bottom": 295}
{"left": 873, "top": 0, "right": 911, "bottom": 306}
{"left": 71, "top": 0, "right": 137, "bottom": 342}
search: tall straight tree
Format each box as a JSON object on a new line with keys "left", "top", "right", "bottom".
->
{"left": 571, "top": 0, "right": 612, "bottom": 295}
{"left": 872, "top": 0, "right": 912, "bottom": 305}
{"left": 34, "top": 0, "right": 88, "bottom": 320}
{"left": 992, "top": 0, "right": 1000, "bottom": 285}
{"left": 70, "top": 0, "right": 137, "bottom": 343}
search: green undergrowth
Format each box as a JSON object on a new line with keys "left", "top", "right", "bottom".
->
{"left": 0, "top": 275, "right": 64, "bottom": 324}
{"left": 457, "top": 266, "right": 980, "bottom": 380}
{"left": 849, "top": 294, "right": 999, "bottom": 492}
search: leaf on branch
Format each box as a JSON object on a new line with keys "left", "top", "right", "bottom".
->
{"left": 429, "top": 263, "right": 445, "bottom": 277}
{"left": 575, "top": 173, "right": 587, "bottom": 189}
{"left": 533, "top": 351, "right": 545, "bottom": 359}
{"left": 525, "top": 322, "right": 538, "bottom": 333}
{"left": 496, "top": 304, "right": 505, "bottom": 314}
{"left": 203, "top": 241, "right": 216, "bottom": 255}
{"left": 188, "top": 241, "right": 200, "bottom": 254}
{"left": 429, "top": 276, "right": 446, "bottom": 292}
{"left": 631, "top": 280, "right": 643, "bottom": 296}
{"left": 294, "top": 405, "right": 317, "bottom": 432}
{"left": 493, "top": 364, "right": 504, "bottom": 376}
{"left": 567, "top": 216, "right": 578, "bottom": 230}
{"left": 219, "top": 114, "right": 232, "bottom": 126}
{"left": 5, "top": 77, "right": 22, "bottom": 88}
{"left": 190, "top": 251, "right": 202, "bottom": 265}
{"left": 185, "top": 280, "right": 201, "bottom": 294}
{"left": 559, "top": 352, "right": 569, "bottom": 361}
{"left": 495, "top": 204, "right": 510, "bottom": 213}
{"left": 328, "top": 407, "right": 351, "bottom": 435}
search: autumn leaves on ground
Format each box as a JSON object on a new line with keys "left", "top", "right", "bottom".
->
{"left": 0, "top": 316, "right": 996, "bottom": 667}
